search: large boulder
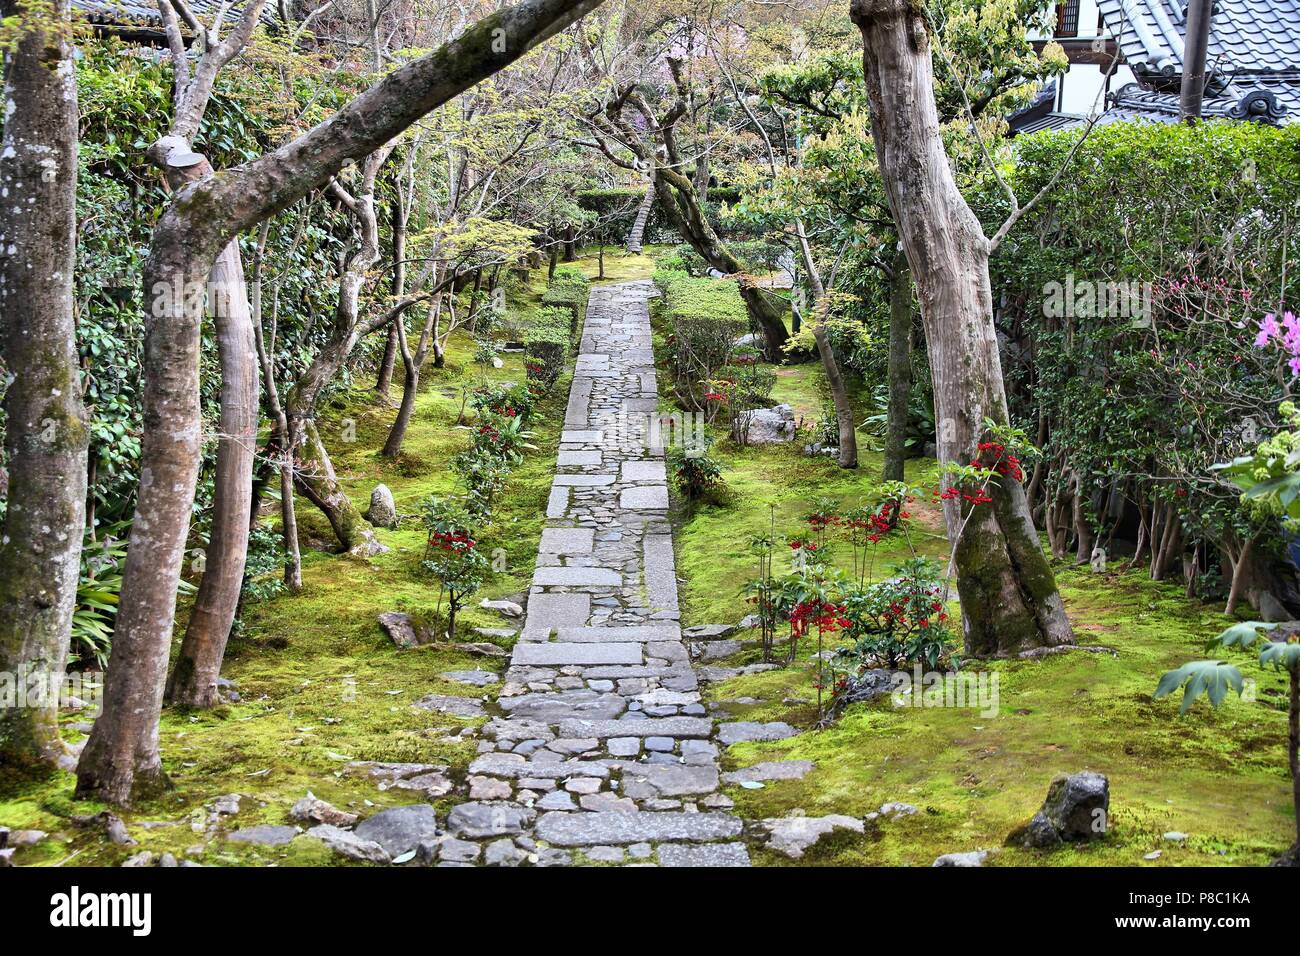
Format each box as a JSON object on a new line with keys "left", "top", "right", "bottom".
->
{"left": 1016, "top": 771, "right": 1110, "bottom": 848}
{"left": 364, "top": 483, "right": 398, "bottom": 529}
{"left": 732, "top": 404, "right": 796, "bottom": 445}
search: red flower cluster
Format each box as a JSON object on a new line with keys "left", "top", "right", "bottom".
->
{"left": 790, "top": 599, "right": 850, "bottom": 637}
{"left": 703, "top": 391, "right": 726, "bottom": 402}
{"left": 788, "top": 537, "right": 818, "bottom": 552}
{"left": 428, "top": 530, "right": 476, "bottom": 552}
{"left": 973, "top": 441, "right": 1023, "bottom": 482}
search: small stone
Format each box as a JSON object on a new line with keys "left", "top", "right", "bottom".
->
{"left": 628, "top": 842, "right": 652, "bottom": 859}
{"left": 1163, "top": 831, "right": 1188, "bottom": 841}
{"left": 565, "top": 777, "right": 602, "bottom": 795}
{"left": 485, "top": 838, "right": 528, "bottom": 866}
{"left": 580, "top": 792, "right": 637, "bottom": 812}
{"left": 658, "top": 843, "right": 751, "bottom": 867}
{"left": 644, "top": 736, "right": 675, "bottom": 752}
{"left": 481, "top": 598, "right": 525, "bottom": 618}
{"left": 761, "top": 815, "right": 864, "bottom": 859}
{"left": 306, "top": 825, "right": 390, "bottom": 864}
{"left": 290, "top": 792, "right": 359, "bottom": 828}
{"left": 227, "top": 825, "right": 298, "bottom": 846}
{"left": 378, "top": 610, "right": 428, "bottom": 649}
{"left": 537, "top": 790, "right": 577, "bottom": 811}
{"left": 440, "top": 670, "right": 500, "bottom": 687}
{"left": 933, "top": 849, "right": 991, "bottom": 867}
{"left": 586, "top": 845, "right": 625, "bottom": 863}
{"left": 878, "top": 802, "right": 919, "bottom": 818}
{"left": 437, "top": 838, "right": 482, "bottom": 863}
{"left": 608, "top": 737, "right": 641, "bottom": 757}
{"left": 716, "top": 721, "right": 798, "bottom": 745}
{"left": 469, "top": 776, "right": 513, "bottom": 800}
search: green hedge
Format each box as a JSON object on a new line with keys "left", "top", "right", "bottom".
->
{"left": 524, "top": 305, "right": 574, "bottom": 390}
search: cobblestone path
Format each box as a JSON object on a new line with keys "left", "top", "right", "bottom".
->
{"left": 450, "top": 280, "right": 751, "bottom": 867}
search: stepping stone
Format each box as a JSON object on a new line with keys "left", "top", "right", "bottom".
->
{"left": 355, "top": 804, "right": 439, "bottom": 857}
{"left": 522, "top": 592, "right": 590, "bottom": 639}
{"left": 621, "top": 460, "right": 667, "bottom": 482}
{"left": 562, "top": 430, "right": 603, "bottom": 443}
{"left": 446, "top": 802, "right": 536, "bottom": 839}
{"left": 498, "top": 689, "right": 626, "bottom": 722}
{"left": 620, "top": 485, "right": 669, "bottom": 509}
{"left": 721, "top": 760, "right": 815, "bottom": 785}
{"left": 558, "top": 450, "right": 602, "bottom": 466}
{"left": 716, "top": 721, "right": 799, "bottom": 745}
{"left": 537, "top": 790, "right": 577, "bottom": 811}
{"left": 480, "top": 599, "right": 524, "bottom": 618}
{"left": 643, "top": 535, "right": 678, "bottom": 612}
{"left": 547, "top": 486, "right": 569, "bottom": 518}
{"left": 557, "top": 716, "right": 713, "bottom": 739}
{"left": 512, "top": 642, "right": 641, "bottom": 667}
{"left": 468, "top": 753, "right": 609, "bottom": 780}
{"left": 533, "top": 566, "right": 622, "bottom": 587}
{"left": 539, "top": 527, "right": 595, "bottom": 555}
{"left": 552, "top": 624, "right": 681, "bottom": 643}
{"left": 627, "top": 764, "right": 719, "bottom": 796}
{"left": 658, "top": 843, "right": 751, "bottom": 867}
{"left": 535, "top": 811, "right": 743, "bottom": 847}
{"left": 552, "top": 474, "right": 614, "bottom": 486}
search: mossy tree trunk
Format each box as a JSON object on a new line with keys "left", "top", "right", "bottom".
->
{"left": 76, "top": 0, "right": 604, "bottom": 804}
{"left": 851, "top": 0, "right": 1073, "bottom": 658}
{"left": 0, "top": 0, "right": 89, "bottom": 773}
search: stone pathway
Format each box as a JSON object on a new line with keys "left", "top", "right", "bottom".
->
{"left": 448, "top": 280, "right": 750, "bottom": 866}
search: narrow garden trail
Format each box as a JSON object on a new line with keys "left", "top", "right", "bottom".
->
{"left": 450, "top": 279, "right": 751, "bottom": 865}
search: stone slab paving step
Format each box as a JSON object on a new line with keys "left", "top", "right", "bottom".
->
{"left": 419, "top": 280, "right": 750, "bottom": 867}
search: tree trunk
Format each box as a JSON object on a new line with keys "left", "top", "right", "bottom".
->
{"left": 383, "top": 298, "right": 440, "bottom": 457}
{"left": 78, "top": 0, "right": 601, "bottom": 805}
{"left": 563, "top": 223, "right": 577, "bottom": 260}
{"left": 649, "top": 171, "right": 790, "bottom": 361}
{"left": 248, "top": 229, "right": 303, "bottom": 593}
{"left": 165, "top": 238, "right": 258, "bottom": 708}
{"left": 1224, "top": 533, "right": 1256, "bottom": 616}
{"left": 1289, "top": 664, "right": 1299, "bottom": 848}
{"left": 882, "top": 249, "right": 913, "bottom": 482}
{"left": 851, "top": 0, "right": 1072, "bottom": 657}
{"left": 0, "top": 0, "right": 88, "bottom": 773}
{"left": 626, "top": 182, "right": 654, "bottom": 253}
{"left": 376, "top": 181, "right": 409, "bottom": 396}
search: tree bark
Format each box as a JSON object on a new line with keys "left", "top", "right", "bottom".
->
{"left": 165, "top": 238, "right": 258, "bottom": 708}
{"left": 376, "top": 177, "right": 409, "bottom": 396}
{"left": 76, "top": 0, "right": 603, "bottom": 805}
{"left": 0, "top": 0, "right": 88, "bottom": 773}
{"left": 383, "top": 296, "right": 440, "bottom": 457}
{"left": 851, "top": 0, "right": 1072, "bottom": 657}
{"left": 882, "top": 248, "right": 913, "bottom": 482}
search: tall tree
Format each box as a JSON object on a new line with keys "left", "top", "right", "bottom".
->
{"left": 850, "top": 0, "right": 1074, "bottom": 657}
{"left": 76, "top": 0, "right": 605, "bottom": 805}
{"left": 0, "top": 0, "right": 88, "bottom": 772}
{"left": 152, "top": 0, "right": 265, "bottom": 709}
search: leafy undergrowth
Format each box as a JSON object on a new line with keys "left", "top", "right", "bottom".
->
{"left": 674, "top": 361, "right": 1295, "bottom": 866}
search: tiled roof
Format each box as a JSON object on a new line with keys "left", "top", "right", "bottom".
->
{"left": 1097, "top": 0, "right": 1300, "bottom": 78}
{"left": 1108, "top": 77, "right": 1300, "bottom": 121}
{"left": 72, "top": 0, "right": 280, "bottom": 27}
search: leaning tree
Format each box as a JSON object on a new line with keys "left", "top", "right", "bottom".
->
{"left": 849, "top": 0, "right": 1074, "bottom": 657}
{"left": 76, "top": 0, "right": 606, "bottom": 806}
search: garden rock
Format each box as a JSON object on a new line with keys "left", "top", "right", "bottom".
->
{"left": 1017, "top": 771, "right": 1110, "bottom": 847}
{"left": 760, "top": 814, "right": 864, "bottom": 859}
{"left": 732, "top": 404, "right": 796, "bottom": 444}
{"left": 378, "top": 611, "right": 429, "bottom": 649}
{"left": 290, "top": 792, "right": 358, "bottom": 828}
{"left": 227, "top": 825, "right": 297, "bottom": 846}
{"left": 481, "top": 598, "right": 525, "bottom": 618}
{"left": 364, "top": 483, "right": 398, "bottom": 528}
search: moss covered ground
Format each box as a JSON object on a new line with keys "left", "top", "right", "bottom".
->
{"left": 3, "top": 246, "right": 1292, "bottom": 868}
{"left": 670, "top": 356, "right": 1295, "bottom": 868}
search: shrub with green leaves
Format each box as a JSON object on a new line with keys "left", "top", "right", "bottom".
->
{"left": 654, "top": 266, "right": 750, "bottom": 411}
{"left": 667, "top": 437, "right": 724, "bottom": 501}
{"left": 524, "top": 305, "right": 572, "bottom": 389}
{"left": 419, "top": 497, "right": 488, "bottom": 640}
